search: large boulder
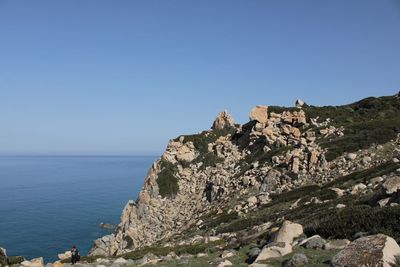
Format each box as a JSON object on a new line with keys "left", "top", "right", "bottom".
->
{"left": 212, "top": 110, "right": 236, "bottom": 130}
{"left": 255, "top": 242, "right": 292, "bottom": 262}
{"left": 284, "top": 253, "right": 308, "bottom": 267}
{"left": 323, "top": 239, "right": 350, "bottom": 250}
{"left": 57, "top": 251, "right": 72, "bottom": 261}
{"left": 249, "top": 106, "right": 269, "bottom": 123}
{"left": 331, "top": 234, "right": 400, "bottom": 267}
{"left": 272, "top": 220, "right": 304, "bottom": 244}
{"left": 382, "top": 176, "right": 400, "bottom": 194}
{"left": 299, "top": 235, "right": 326, "bottom": 249}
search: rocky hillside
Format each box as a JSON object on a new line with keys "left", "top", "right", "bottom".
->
{"left": 86, "top": 93, "right": 400, "bottom": 265}
{"left": 2, "top": 93, "right": 400, "bottom": 267}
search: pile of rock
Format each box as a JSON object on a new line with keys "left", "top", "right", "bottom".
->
{"left": 212, "top": 110, "right": 236, "bottom": 130}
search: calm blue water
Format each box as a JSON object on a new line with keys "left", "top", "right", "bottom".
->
{"left": 0, "top": 156, "right": 156, "bottom": 263}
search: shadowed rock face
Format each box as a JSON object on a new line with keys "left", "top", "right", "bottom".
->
{"left": 0, "top": 247, "right": 7, "bottom": 266}
{"left": 331, "top": 234, "right": 400, "bottom": 267}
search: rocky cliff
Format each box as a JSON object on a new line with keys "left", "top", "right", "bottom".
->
{"left": 84, "top": 93, "right": 400, "bottom": 266}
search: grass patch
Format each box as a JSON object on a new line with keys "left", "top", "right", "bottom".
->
{"left": 199, "top": 212, "right": 239, "bottom": 230}
{"left": 121, "top": 240, "right": 224, "bottom": 260}
{"left": 266, "top": 247, "right": 337, "bottom": 267}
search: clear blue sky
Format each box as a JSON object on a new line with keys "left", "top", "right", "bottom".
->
{"left": 1, "top": 0, "right": 399, "bottom": 155}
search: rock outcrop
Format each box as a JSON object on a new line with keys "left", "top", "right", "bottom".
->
{"left": 0, "top": 247, "right": 7, "bottom": 266}
{"left": 88, "top": 94, "right": 400, "bottom": 267}
{"left": 212, "top": 110, "right": 236, "bottom": 130}
{"left": 331, "top": 234, "right": 400, "bottom": 267}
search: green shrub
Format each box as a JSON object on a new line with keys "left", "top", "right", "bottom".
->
{"left": 200, "top": 212, "right": 239, "bottom": 229}
{"left": 157, "top": 159, "right": 179, "bottom": 198}
{"left": 124, "top": 235, "right": 134, "bottom": 249}
{"left": 7, "top": 256, "right": 25, "bottom": 265}
{"left": 120, "top": 241, "right": 223, "bottom": 260}
{"left": 303, "top": 205, "right": 400, "bottom": 242}
{"left": 324, "top": 160, "right": 400, "bottom": 189}
{"left": 181, "top": 128, "right": 236, "bottom": 155}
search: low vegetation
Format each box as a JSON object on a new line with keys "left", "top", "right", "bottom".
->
{"left": 157, "top": 159, "right": 179, "bottom": 198}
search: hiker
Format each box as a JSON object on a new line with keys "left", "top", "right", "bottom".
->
{"left": 71, "top": 245, "right": 80, "bottom": 265}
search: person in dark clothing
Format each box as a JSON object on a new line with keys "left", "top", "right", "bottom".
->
{"left": 71, "top": 246, "right": 80, "bottom": 265}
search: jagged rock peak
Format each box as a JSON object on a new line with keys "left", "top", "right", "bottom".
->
{"left": 296, "top": 98, "right": 305, "bottom": 108}
{"left": 249, "top": 105, "right": 269, "bottom": 123}
{"left": 211, "top": 110, "right": 236, "bottom": 130}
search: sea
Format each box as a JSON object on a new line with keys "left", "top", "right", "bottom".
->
{"left": 0, "top": 156, "right": 157, "bottom": 263}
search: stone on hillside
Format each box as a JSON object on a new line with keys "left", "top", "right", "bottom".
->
{"left": 212, "top": 110, "right": 236, "bottom": 130}
{"left": 330, "top": 188, "right": 344, "bottom": 197}
{"left": 255, "top": 242, "right": 292, "bottom": 262}
{"left": 378, "top": 197, "right": 391, "bottom": 207}
{"left": 336, "top": 204, "right": 346, "bottom": 209}
{"left": 331, "top": 234, "right": 400, "bottom": 267}
{"left": 114, "top": 258, "right": 127, "bottom": 264}
{"left": 249, "top": 264, "right": 272, "bottom": 267}
{"left": 247, "top": 196, "right": 258, "bottom": 207}
{"left": 371, "top": 176, "right": 384, "bottom": 184}
{"left": 324, "top": 239, "right": 350, "bottom": 250}
{"left": 217, "top": 259, "right": 233, "bottom": 267}
{"left": 295, "top": 99, "right": 305, "bottom": 108}
{"left": 22, "top": 258, "right": 45, "bottom": 267}
{"left": 52, "top": 262, "right": 64, "bottom": 267}
{"left": 250, "top": 106, "right": 269, "bottom": 123}
{"left": 57, "top": 251, "right": 72, "bottom": 261}
{"left": 299, "top": 235, "right": 326, "bottom": 249}
{"left": 284, "top": 253, "right": 308, "bottom": 267}
{"left": 272, "top": 220, "right": 304, "bottom": 244}
{"left": 248, "top": 247, "right": 261, "bottom": 259}
{"left": 346, "top": 153, "right": 357, "bottom": 160}
{"left": 351, "top": 183, "right": 367, "bottom": 194}
{"left": 382, "top": 176, "right": 400, "bottom": 194}
{"left": 221, "top": 250, "right": 235, "bottom": 259}
{"left": 176, "top": 143, "right": 197, "bottom": 162}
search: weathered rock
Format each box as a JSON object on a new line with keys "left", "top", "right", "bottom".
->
{"left": 114, "top": 258, "right": 127, "bottom": 264}
{"left": 250, "top": 106, "right": 269, "bottom": 123}
{"left": 57, "top": 251, "right": 72, "bottom": 261}
{"left": 324, "top": 239, "right": 350, "bottom": 250}
{"left": 331, "top": 234, "right": 400, "bottom": 267}
{"left": 295, "top": 99, "right": 305, "bottom": 108}
{"left": 255, "top": 242, "right": 292, "bottom": 262}
{"left": 382, "top": 176, "right": 400, "bottom": 194}
{"left": 248, "top": 247, "right": 261, "bottom": 259}
{"left": 284, "top": 253, "right": 308, "bottom": 267}
{"left": 217, "top": 259, "right": 232, "bottom": 267}
{"left": 272, "top": 221, "right": 303, "bottom": 244}
{"left": 221, "top": 250, "right": 235, "bottom": 259}
{"left": 247, "top": 196, "right": 258, "bottom": 207}
{"left": 299, "top": 235, "right": 326, "bottom": 249}
{"left": 212, "top": 110, "right": 236, "bottom": 130}
{"left": 52, "top": 261, "right": 64, "bottom": 267}
{"left": 346, "top": 153, "right": 357, "bottom": 160}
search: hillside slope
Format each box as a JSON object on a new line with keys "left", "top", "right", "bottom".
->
{"left": 83, "top": 92, "right": 400, "bottom": 266}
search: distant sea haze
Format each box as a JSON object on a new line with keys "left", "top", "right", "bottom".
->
{"left": 0, "top": 155, "right": 156, "bottom": 262}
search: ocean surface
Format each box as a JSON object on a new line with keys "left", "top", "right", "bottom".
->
{"left": 0, "top": 156, "right": 157, "bottom": 263}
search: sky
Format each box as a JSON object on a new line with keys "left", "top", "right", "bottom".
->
{"left": 0, "top": 0, "right": 399, "bottom": 156}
